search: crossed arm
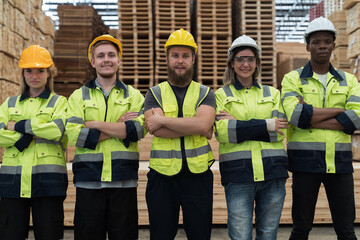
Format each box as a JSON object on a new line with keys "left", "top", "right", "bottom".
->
{"left": 144, "top": 105, "right": 215, "bottom": 139}
{"left": 84, "top": 111, "right": 139, "bottom": 141}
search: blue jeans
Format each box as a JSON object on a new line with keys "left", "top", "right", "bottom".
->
{"left": 225, "top": 178, "right": 286, "bottom": 240}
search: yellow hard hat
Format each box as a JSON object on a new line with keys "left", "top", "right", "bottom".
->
{"left": 164, "top": 29, "right": 198, "bottom": 54}
{"left": 88, "top": 34, "right": 122, "bottom": 62}
{"left": 18, "top": 45, "right": 54, "bottom": 68}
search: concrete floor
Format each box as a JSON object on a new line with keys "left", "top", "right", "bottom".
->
{"left": 28, "top": 225, "right": 360, "bottom": 239}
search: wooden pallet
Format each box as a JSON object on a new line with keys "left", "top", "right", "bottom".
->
{"left": 53, "top": 4, "right": 109, "bottom": 97}
{"left": 154, "top": 0, "right": 191, "bottom": 85}
{"left": 197, "top": 0, "right": 232, "bottom": 91}
{"left": 118, "top": 0, "right": 154, "bottom": 95}
{"left": 348, "top": 29, "right": 360, "bottom": 59}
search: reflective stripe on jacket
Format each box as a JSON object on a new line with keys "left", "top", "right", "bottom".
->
{"left": 281, "top": 62, "right": 360, "bottom": 173}
{"left": 0, "top": 90, "right": 68, "bottom": 198}
{"left": 66, "top": 79, "right": 145, "bottom": 184}
{"left": 215, "top": 82, "right": 288, "bottom": 184}
{"left": 149, "top": 81, "right": 214, "bottom": 176}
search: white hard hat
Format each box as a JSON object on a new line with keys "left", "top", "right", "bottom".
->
{"left": 304, "top": 17, "right": 337, "bottom": 44}
{"left": 228, "top": 35, "right": 261, "bottom": 56}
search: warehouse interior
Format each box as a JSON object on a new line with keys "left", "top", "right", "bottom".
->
{"left": 0, "top": 0, "right": 360, "bottom": 228}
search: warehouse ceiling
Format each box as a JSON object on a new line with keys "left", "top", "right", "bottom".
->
{"left": 42, "top": 0, "right": 322, "bottom": 43}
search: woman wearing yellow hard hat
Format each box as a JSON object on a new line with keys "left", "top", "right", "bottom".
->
{"left": 0, "top": 45, "right": 68, "bottom": 240}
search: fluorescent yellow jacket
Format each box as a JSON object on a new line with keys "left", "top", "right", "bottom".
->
{"left": 0, "top": 89, "right": 68, "bottom": 198}
{"left": 149, "top": 81, "right": 214, "bottom": 176}
{"left": 215, "top": 81, "right": 288, "bottom": 184}
{"left": 281, "top": 62, "right": 360, "bottom": 173}
{"left": 66, "top": 79, "right": 145, "bottom": 183}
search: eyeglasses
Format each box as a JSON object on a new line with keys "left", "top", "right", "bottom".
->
{"left": 234, "top": 56, "right": 256, "bottom": 64}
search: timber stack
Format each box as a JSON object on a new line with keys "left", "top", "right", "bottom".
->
{"left": 117, "top": 0, "right": 154, "bottom": 95}
{"left": 53, "top": 4, "right": 109, "bottom": 97}
{"left": 197, "top": 0, "right": 232, "bottom": 91}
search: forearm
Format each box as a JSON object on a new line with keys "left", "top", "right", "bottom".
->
{"left": 152, "top": 127, "right": 185, "bottom": 138}
{"left": 311, "top": 118, "right": 344, "bottom": 130}
{"left": 161, "top": 116, "right": 213, "bottom": 137}
{"left": 86, "top": 121, "right": 127, "bottom": 139}
{"left": 311, "top": 107, "right": 345, "bottom": 125}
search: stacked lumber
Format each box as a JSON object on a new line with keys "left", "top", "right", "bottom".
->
{"left": 235, "top": 0, "right": 277, "bottom": 88}
{"left": 328, "top": 10, "right": 351, "bottom": 72}
{"left": 154, "top": 0, "right": 191, "bottom": 85}
{"left": 349, "top": 56, "right": 360, "bottom": 80}
{"left": 117, "top": 0, "right": 154, "bottom": 95}
{"left": 197, "top": 0, "right": 232, "bottom": 91}
{"left": 276, "top": 42, "right": 309, "bottom": 89}
{"left": 53, "top": 4, "right": 109, "bottom": 98}
{"left": 0, "top": 0, "right": 54, "bottom": 104}
{"left": 346, "top": 3, "right": 360, "bottom": 60}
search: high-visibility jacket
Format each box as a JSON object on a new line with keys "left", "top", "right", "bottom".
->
{"left": 215, "top": 81, "right": 288, "bottom": 184}
{"left": 66, "top": 79, "right": 145, "bottom": 184}
{"left": 281, "top": 62, "right": 360, "bottom": 173}
{"left": 0, "top": 89, "right": 68, "bottom": 198}
{"left": 149, "top": 81, "right": 214, "bottom": 176}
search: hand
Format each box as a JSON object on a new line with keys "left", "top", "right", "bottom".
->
{"left": 118, "top": 111, "right": 139, "bottom": 122}
{"left": 275, "top": 118, "right": 288, "bottom": 135}
{"left": 216, "top": 111, "right": 236, "bottom": 120}
{"left": 7, "top": 121, "right": 16, "bottom": 131}
{"left": 297, "top": 96, "right": 306, "bottom": 104}
{"left": 145, "top": 108, "right": 163, "bottom": 134}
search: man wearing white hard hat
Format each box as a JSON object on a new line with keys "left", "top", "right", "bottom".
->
{"left": 281, "top": 17, "right": 360, "bottom": 239}
{"left": 66, "top": 35, "right": 146, "bottom": 239}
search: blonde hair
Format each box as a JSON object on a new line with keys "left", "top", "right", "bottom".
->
{"left": 20, "top": 68, "right": 54, "bottom": 94}
{"left": 222, "top": 46, "right": 261, "bottom": 86}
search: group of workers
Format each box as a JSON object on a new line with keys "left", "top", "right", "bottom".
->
{"left": 0, "top": 16, "right": 359, "bottom": 240}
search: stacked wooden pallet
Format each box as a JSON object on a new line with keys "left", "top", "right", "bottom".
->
{"left": 154, "top": 0, "right": 191, "bottom": 85}
{"left": 328, "top": 10, "right": 351, "bottom": 72}
{"left": 197, "top": 0, "right": 232, "bottom": 91}
{"left": 53, "top": 4, "right": 109, "bottom": 98}
{"left": 345, "top": 1, "right": 360, "bottom": 81}
{"left": 325, "top": 0, "right": 344, "bottom": 18}
{"left": 235, "top": 0, "right": 277, "bottom": 88}
{"left": 117, "top": 0, "right": 154, "bottom": 95}
{"left": 276, "top": 42, "right": 310, "bottom": 89}
{"left": 0, "top": 0, "right": 54, "bottom": 104}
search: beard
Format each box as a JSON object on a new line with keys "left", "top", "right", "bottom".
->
{"left": 167, "top": 65, "right": 194, "bottom": 86}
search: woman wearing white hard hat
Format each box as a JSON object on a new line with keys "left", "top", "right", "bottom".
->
{"left": 215, "top": 35, "right": 288, "bottom": 239}
{"left": 0, "top": 45, "right": 68, "bottom": 239}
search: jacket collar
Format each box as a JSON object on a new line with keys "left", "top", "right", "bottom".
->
{"left": 300, "top": 61, "right": 344, "bottom": 81}
{"left": 20, "top": 88, "right": 51, "bottom": 102}
{"left": 85, "top": 78, "right": 127, "bottom": 92}
{"left": 233, "top": 76, "right": 261, "bottom": 90}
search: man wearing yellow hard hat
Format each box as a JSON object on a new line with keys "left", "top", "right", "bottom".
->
{"left": 144, "top": 29, "right": 216, "bottom": 239}
{"left": 66, "top": 34, "right": 146, "bottom": 239}
{"left": 0, "top": 45, "right": 68, "bottom": 239}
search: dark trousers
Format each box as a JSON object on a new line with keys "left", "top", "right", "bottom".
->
{"left": 289, "top": 172, "right": 357, "bottom": 240}
{"left": 146, "top": 168, "right": 213, "bottom": 240}
{"left": 0, "top": 196, "right": 65, "bottom": 240}
{"left": 74, "top": 187, "right": 138, "bottom": 240}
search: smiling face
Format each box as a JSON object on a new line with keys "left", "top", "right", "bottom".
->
{"left": 23, "top": 68, "right": 49, "bottom": 93}
{"left": 90, "top": 43, "right": 120, "bottom": 79}
{"left": 231, "top": 48, "right": 256, "bottom": 82}
{"left": 307, "top": 31, "right": 335, "bottom": 64}
{"left": 166, "top": 46, "right": 195, "bottom": 86}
